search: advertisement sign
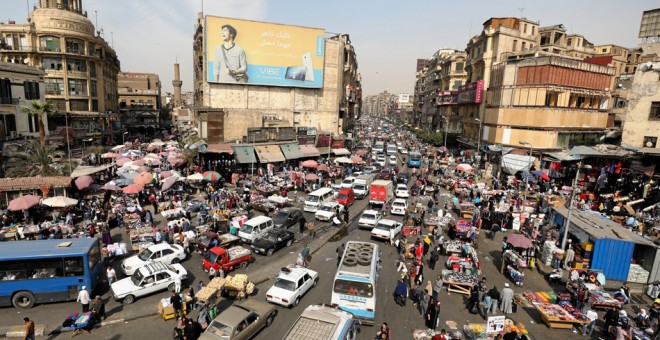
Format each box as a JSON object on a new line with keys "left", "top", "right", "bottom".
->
{"left": 205, "top": 16, "right": 325, "bottom": 88}
{"left": 487, "top": 316, "right": 505, "bottom": 333}
{"left": 398, "top": 93, "right": 410, "bottom": 103}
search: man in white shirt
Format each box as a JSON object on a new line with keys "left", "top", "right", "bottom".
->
{"left": 174, "top": 270, "right": 182, "bottom": 293}
{"left": 582, "top": 309, "right": 598, "bottom": 336}
{"left": 77, "top": 286, "right": 90, "bottom": 312}
{"left": 106, "top": 266, "right": 117, "bottom": 285}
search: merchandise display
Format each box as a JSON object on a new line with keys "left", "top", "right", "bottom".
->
{"left": 442, "top": 269, "right": 478, "bottom": 295}
{"left": 463, "top": 320, "right": 530, "bottom": 340}
{"left": 536, "top": 303, "right": 586, "bottom": 329}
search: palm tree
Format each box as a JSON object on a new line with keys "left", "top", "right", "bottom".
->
{"left": 4, "top": 141, "right": 63, "bottom": 177}
{"left": 21, "top": 100, "right": 56, "bottom": 145}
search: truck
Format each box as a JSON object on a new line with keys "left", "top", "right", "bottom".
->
{"left": 202, "top": 246, "right": 252, "bottom": 277}
{"left": 353, "top": 174, "right": 375, "bottom": 199}
{"left": 374, "top": 141, "right": 385, "bottom": 154}
{"left": 283, "top": 304, "right": 359, "bottom": 340}
{"left": 196, "top": 231, "right": 240, "bottom": 253}
{"left": 369, "top": 180, "right": 394, "bottom": 206}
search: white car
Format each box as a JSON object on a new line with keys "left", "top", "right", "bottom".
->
{"left": 376, "top": 155, "right": 386, "bottom": 167}
{"left": 388, "top": 155, "right": 397, "bottom": 165}
{"left": 358, "top": 210, "right": 382, "bottom": 229}
{"left": 400, "top": 149, "right": 408, "bottom": 155}
{"left": 111, "top": 262, "right": 187, "bottom": 304}
{"left": 266, "top": 267, "right": 319, "bottom": 307}
{"left": 332, "top": 184, "right": 343, "bottom": 198}
{"left": 341, "top": 176, "right": 356, "bottom": 189}
{"left": 390, "top": 198, "right": 408, "bottom": 215}
{"left": 395, "top": 184, "right": 410, "bottom": 198}
{"left": 371, "top": 219, "right": 403, "bottom": 241}
{"left": 121, "top": 243, "right": 187, "bottom": 276}
{"left": 315, "top": 202, "right": 344, "bottom": 221}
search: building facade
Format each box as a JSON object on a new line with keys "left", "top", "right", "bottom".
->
{"left": 0, "top": 0, "right": 120, "bottom": 145}
{"left": 364, "top": 91, "right": 398, "bottom": 118}
{"left": 118, "top": 72, "right": 161, "bottom": 132}
{"left": 0, "top": 61, "right": 47, "bottom": 140}
{"left": 621, "top": 59, "right": 660, "bottom": 152}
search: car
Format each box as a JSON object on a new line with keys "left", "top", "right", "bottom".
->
{"left": 335, "top": 188, "right": 356, "bottom": 207}
{"left": 331, "top": 184, "right": 342, "bottom": 198}
{"left": 341, "top": 176, "right": 356, "bottom": 189}
{"left": 390, "top": 198, "right": 408, "bottom": 215}
{"left": 266, "top": 267, "right": 319, "bottom": 307}
{"left": 400, "top": 148, "right": 408, "bottom": 155}
{"left": 358, "top": 210, "right": 382, "bottom": 229}
{"left": 200, "top": 300, "right": 277, "bottom": 340}
{"left": 196, "top": 231, "right": 240, "bottom": 253}
{"left": 315, "top": 202, "right": 344, "bottom": 221}
{"left": 271, "top": 208, "right": 303, "bottom": 229}
{"left": 376, "top": 155, "right": 386, "bottom": 167}
{"left": 363, "top": 166, "right": 378, "bottom": 174}
{"left": 395, "top": 184, "right": 410, "bottom": 198}
{"left": 377, "top": 171, "right": 392, "bottom": 180}
{"left": 371, "top": 219, "right": 403, "bottom": 241}
{"left": 388, "top": 155, "right": 397, "bottom": 165}
{"left": 397, "top": 172, "right": 410, "bottom": 185}
{"left": 121, "top": 243, "right": 187, "bottom": 276}
{"left": 111, "top": 262, "right": 187, "bottom": 304}
{"left": 185, "top": 199, "right": 206, "bottom": 212}
{"left": 250, "top": 229, "right": 295, "bottom": 256}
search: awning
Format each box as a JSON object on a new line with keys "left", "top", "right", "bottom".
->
{"left": 70, "top": 164, "right": 113, "bottom": 178}
{"left": 255, "top": 145, "right": 286, "bottom": 163}
{"left": 317, "top": 146, "right": 331, "bottom": 156}
{"left": 279, "top": 143, "right": 304, "bottom": 160}
{"left": 204, "top": 143, "right": 235, "bottom": 154}
{"left": 637, "top": 147, "right": 660, "bottom": 155}
{"left": 544, "top": 151, "right": 581, "bottom": 162}
{"left": 300, "top": 145, "right": 321, "bottom": 157}
{"left": 332, "top": 148, "right": 351, "bottom": 156}
{"left": 231, "top": 145, "right": 256, "bottom": 164}
{"left": 501, "top": 154, "right": 535, "bottom": 175}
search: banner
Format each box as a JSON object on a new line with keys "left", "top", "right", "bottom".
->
{"left": 205, "top": 16, "right": 325, "bottom": 88}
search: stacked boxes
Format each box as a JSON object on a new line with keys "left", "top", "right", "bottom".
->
{"left": 541, "top": 241, "right": 559, "bottom": 266}
{"left": 628, "top": 264, "right": 650, "bottom": 284}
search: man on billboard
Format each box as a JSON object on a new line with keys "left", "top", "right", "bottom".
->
{"left": 213, "top": 24, "right": 248, "bottom": 83}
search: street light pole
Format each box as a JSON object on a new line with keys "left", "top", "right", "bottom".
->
{"left": 122, "top": 131, "right": 128, "bottom": 145}
{"left": 64, "top": 112, "right": 72, "bottom": 174}
{"left": 443, "top": 116, "right": 448, "bottom": 151}
{"left": 519, "top": 140, "right": 533, "bottom": 213}
{"left": 82, "top": 138, "right": 93, "bottom": 157}
{"left": 249, "top": 134, "right": 254, "bottom": 177}
{"left": 561, "top": 162, "right": 582, "bottom": 250}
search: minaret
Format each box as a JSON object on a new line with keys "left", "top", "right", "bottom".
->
{"left": 172, "top": 62, "right": 183, "bottom": 107}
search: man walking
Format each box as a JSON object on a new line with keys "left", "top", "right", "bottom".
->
{"left": 90, "top": 296, "right": 106, "bottom": 321}
{"left": 170, "top": 291, "right": 184, "bottom": 318}
{"left": 174, "top": 270, "right": 182, "bottom": 294}
{"left": 336, "top": 243, "right": 345, "bottom": 267}
{"left": 77, "top": 286, "right": 90, "bottom": 312}
{"left": 23, "top": 317, "right": 35, "bottom": 340}
{"left": 107, "top": 266, "right": 117, "bottom": 286}
{"left": 298, "top": 216, "right": 306, "bottom": 234}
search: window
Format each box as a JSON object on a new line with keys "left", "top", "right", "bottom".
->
{"left": 649, "top": 102, "right": 660, "bottom": 120}
{"left": 90, "top": 80, "right": 97, "bottom": 96}
{"left": 89, "top": 61, "right": 96, "bottom": 77}
{"left": 156, "top": 272, "right": 171, "bottom": 281}
{"left": 65, "top": 38, "right": 84, "bottom": 54}
{"left": 0, "top": 261, "right": 28, "bottom": 281}
{"left": 66, "top": 58, "right": 87, "bottom": 72}
{"left": 45, "top": 78, "right": 65, "bottom": 95}
{"left": 643, "top": 136, "right": 658, "bottom": 148}
{"left": 162, "top": 249, "right": 174, "bottom": 256}
{"left": 524, "top": 24, "right": 528, "bottom": 33}
{"left": 64, "top": 257, "right": 85, "bottom": 277}
{"left": 521, "top": 42, "right": 526, "bottom": 50}
{"left": 39, "top": 35, "right": 61, "bottom": 52}
{"left": 24, "top": 81, "right": 40, "bottom": 100}
{"left": 42, "top": 57, "right": 63, "bottom": 70}
{"left": 68, "top": 79, "right": 87, "bottom": 95}
{"left": 27, "top": 258, "right": 63, "bottom": 278}
{"left": 245, "top": 313, "right": 258, "bottom": 326}
{"left": 455, "top": 62, "right": 464, "bottom": 72}
{"left": 0, "top": 78, "right": 13, "bottom": 104}
{"left": 88, "top": 244, "right": 100, "bottom": 271}
{"left": 91, "top": 99, "right": 98, "bottom": 111}
{"left": 512, "top": 40, "right": 518, "bottom": 52}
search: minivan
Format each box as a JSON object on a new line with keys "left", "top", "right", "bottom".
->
{"left": 341, "top": 176, "right": 356, "bottom": 189}
{"left": 238, "top": 216, "right": 274, "bottom": 244}
{"left": 304, "top": 187, "right": 334, "bottom": 212}
{"left": 335, "top": 188, "right": 356, "bottom": 207}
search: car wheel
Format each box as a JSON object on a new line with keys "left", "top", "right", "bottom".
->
{"left": 267, "top": 249, "right": 274, "bottom": 256}
{"left": 168, "top": 283, "right": 176, "bottom": 291}
{"left": 12, "top": 291, "right": 35, "bottom": 309}
{"left": 293, "top": 297, "right": 300, "bottom": 307}
{"left": 171, "top": 258, "right": 180, "bottom": 264}
{"left": 286, "top": 240, "right": 292, "bottom": 247}
{"left": 266, "top": 314, "right": 275, "bottom": 327}
{"left": 240, "top": 261, "right": 248, "bottom": 269}
{"left": 123, "top": 294, "right": 136, "bottom": 305}
{"left": 313, "top": 278, "right": 318, "bottom": 286}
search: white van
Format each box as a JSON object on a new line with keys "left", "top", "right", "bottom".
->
{"left": 341, "top": 176, "right": 356, "bottom": 189}
{"left": 238, "top": 216, "right": 274, "bottom": 244}
{"left": 304, "top": 187, "right": 334, "bottom": 212}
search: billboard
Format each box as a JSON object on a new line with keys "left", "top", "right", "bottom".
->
{"left": 398, "top": 93, "right": 410, "bottom": 103}
{"left": 639, "top": 8, "right": 660, "bottom": 39}
{"left": 205, "top": 16, "right": 325, "bottom": 88}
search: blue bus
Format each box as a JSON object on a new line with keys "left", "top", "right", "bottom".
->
{"left": 0, "top": 238, "right": 103, "bottom": 308}
{"left": 408, "top": 151, "right": 422, "bottom": 168}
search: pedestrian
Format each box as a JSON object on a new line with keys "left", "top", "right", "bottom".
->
{"left": 343, "top": 208, "right": 349, "bottom": 223}
{"left": 208, "top": 266, "right": 217, "bottom": 281}
{"left": 174, "top": 270, "right": 182, "bottom": 293}
{"left": 415, "top": 260, "right": 425, "bottom": 286}
{"left": 301, "top": 244, "right": 311, "bottom": 267}
{"left": 375, "top": 322, "right": 391, "bottom": 340}
{"left": 23, "top": 317, "right": 35, "bottom": 340}
{"left": 394, "top": 278, "right": 408, "bottom": 306}
{"left": 106, "top": 265, "right": 117, "bottom": 286}
{"left": 77, "top": 286, "right": 90, "bottom": 313}
{"left": 298, "top": 215, "right": 306, "bottom": 234}
{"left": 582, "top": 309, "right": 598, "bottom": 336}
{"left": 488, "top": 285, "right": 500, "bottom": 315}
{"left": 170, "top": 291, "right": 184, "bottom": 318}
{"left": 336, "top": 243, "right": 345, "bottom": 267}
{"left": 185, "top": 286, "right": 195, "bottom": 312}
{"left": 426, "top": 299, "right": 441, "bottom": 330}
{"left": 433, "top": 275, "right": 443, "bottom": 300}
{"left": 500, "top": 283, "right": 514, "bottom": 314}
{"left": 420, "top": 289, "right": 430, "bottom": 317}
{"left": 482, "top": 292, "right": 492, "bottom": 320}
{"left": 90, "top": 295, "right": 106, "bottom": 321}
{"left": 429, "top": 248, "right": 439, "bottom": 270}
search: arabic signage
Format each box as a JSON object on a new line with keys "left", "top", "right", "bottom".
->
{"left": 339, "top": 294, "right": 367, "bottom": 302}
{"left": 205, "top": 16, "right": 325, "bottom": 88}
{"left": 458, "top": 80, "right": 485, "bottom": 104}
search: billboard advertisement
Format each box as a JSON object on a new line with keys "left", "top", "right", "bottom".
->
{"left": 205, "top": 16, "right": 325, "bottom": 88}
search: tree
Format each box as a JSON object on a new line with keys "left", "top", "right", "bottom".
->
{"left": 21, "top": 100, "right": 56, "bottom": 145}
{"left": 5, "top": 141, "right": 63, "bottom": 177}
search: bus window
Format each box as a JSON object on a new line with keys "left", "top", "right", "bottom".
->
{"left": 0, "top": 261, "right": 27, "bottom": 281}
{"left": 333, "top": 279, "right": 373, "bottom": 297}
{"left": 88, "top": 245, "right": 101, "bottom": 271}
{"left": 29, "top": 259, "right": 64, "bottom": 279}
{"left": 64, "top": 257, "right": 85, "bottom": 277}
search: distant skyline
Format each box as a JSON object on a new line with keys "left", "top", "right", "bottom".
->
{"left": 3, "top": 1, "right": 658, "bottom": 96}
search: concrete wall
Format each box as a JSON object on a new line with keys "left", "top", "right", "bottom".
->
{"left": 621, "top": 61, "right": 660, "bottom": 148}
{"left": 484, "top": 107, "right": 608, "bottom": 129}
{"left": 481, "top": 125, "right": 558, "bottom": 149}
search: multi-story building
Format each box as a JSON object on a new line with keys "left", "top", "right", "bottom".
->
{"left": 0, "top": 0, "right": 121, "bottom": 145}
{"left": 117, "top": 72, "right": 161, "bottom": 132}
{"left": 0, "top": 61, "right": 46, "bottom": 140}
{"left": 364, "top": 91, "right": 398, "bottom": 118}
{"left": 437, "top": 51, "right": 467, "bottom": 134}
{"left": 485, "top": 55, "right": 614, "bottom": 150}
{"left": 192, "top": 15, "right": 361, "bottom": 144}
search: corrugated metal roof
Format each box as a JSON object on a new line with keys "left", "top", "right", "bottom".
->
{"left": 255, "top": 145, "right": 286, "bottom": 163}
{"left": 280, "top": 143, "right": 304, "bottom": 160}
{"left": 0, "top": 176, "right": 71, "bottom": 191}
{"left": 300, "top": 145, "right": 321, "bottom": 157}
{"left": 231, "top": 145, "right": 256, "bottom": 164}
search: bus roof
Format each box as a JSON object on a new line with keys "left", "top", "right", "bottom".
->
{"left": 0, "top": 239, "right": 98, "bottom": 259}
{"left": 337, "top": 241, "right": 378, "bottom": 279}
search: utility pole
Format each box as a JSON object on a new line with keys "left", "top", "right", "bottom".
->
{"left": 561, "top": 162, "right": 582, "bottom": 250}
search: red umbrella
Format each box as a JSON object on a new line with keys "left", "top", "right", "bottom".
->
{"left": 160, "top": 171, "right": 173, "bottom": 179}
{"left": 8, "top": 195, "right": 42, "bottom": 211}
{"left": 134, "top": 172, "right": 153, "bottom": 186}
{"left": 507, "top": 234, "right": 534, "bottom": 249}
{"left": 123, "top": 184, "right": 144, "bottom": 194}
{"left": 116, "top": 158, "right": 131, "bottom": 166}
{"left": 74, "top": 175, "right": 94, "bottom": 190}
{"left": 301, "top": 160, "right": 318, "bottom": 168}
{"left": 131, "top": 159, "right": 146, "bottom": 166}
{"left": 305, "top": 173, "right": 319, "bottom": 181}
{"left": 541, "top": 173, "right": 550, "bottom": 181}
{"left": 351, "top": 156, "right": 363, "bottom": 164}
{"left": 317, "top": 164, "right": 329, "bottom": 171}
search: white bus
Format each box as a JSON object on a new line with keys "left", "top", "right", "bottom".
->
{"left": 332, "top": 241, "right": 379, "bottom": 324}
{"left": 374, "top": 141, "right": 385, "bottom": 154}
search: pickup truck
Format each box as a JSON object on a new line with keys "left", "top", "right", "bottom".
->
{"left": 202, "top": 246, "right": 252, "bottom": 277}
{"left": 196, "top": 231, "right": 240, "bottom": 253}
{"left": 369, "top": 180, "right": 394, "bottom": 206}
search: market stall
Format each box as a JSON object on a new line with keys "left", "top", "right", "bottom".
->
{"left": 462, "top": 318, "right": 530, "bottom": 340}
{"left": 442, "top": 269, "right": 478, "bottom": 295}
{"left": 502, "top": 250, "right": 527, "bottom": 286}
{"left": 536, "top": 303, "right": 587, "bottom": 329}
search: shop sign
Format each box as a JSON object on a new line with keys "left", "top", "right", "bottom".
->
{"left": 487, "top": 315, "right": 505, "bottom": 333}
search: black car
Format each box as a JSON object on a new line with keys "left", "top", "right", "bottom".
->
{"left": 397, "top": 172, "right": 410, "bottom": 184}
{"left": 272, "top": 208, "right": 303, "bottom": 229}
{"left": 251, "top": 229, "right": 295, "bottom": 256}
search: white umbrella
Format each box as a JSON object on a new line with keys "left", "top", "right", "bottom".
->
{"left": 334, "top": 157, "right": 352, "bottom": 164}
{"left": 111, "top": 145, "right": 126, "bottom": 151}
{"left": 42, "top": 196, "right": 79, "bottom": 208}
{"left": 187, "top": 173, "right": 204, "bottom": 181}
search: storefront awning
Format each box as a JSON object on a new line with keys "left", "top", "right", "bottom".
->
{"left": 231, "top": 145, "right": 256, "bottom": 164}
{"left": 543, "top": 151, "right": 581, "bottom": 162}
{"left": 637, "top": 147, "right": 660, "bottom": 156}
{"left": 255, "top": 145, "right": 286, "bottom": 163}
{"left": 70, "top": 164, "right": 113, "bottom": 178}
{"left": 332, "top": 148, "right": 351, "bottom": 156}
{"left": 300, "top": 145, "right": 321, "bottom": 157}
{"left": 279, "top": 143, "right": 304, "bottom": 160}
{"left": 204, "top": 143, "right": 235, "bottom": 155}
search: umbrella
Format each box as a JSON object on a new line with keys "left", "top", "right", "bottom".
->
{"left": 301, "top": 160, "right": 318, "bottom": 168}
{"left": 122, "top": 150, "right": 142, "bottom": 157}
{"left": 305, "top": 173, "right": 319, "bottom": 181}
{"left": 106, "top": 179, "right": 131, "bottom": 187}
{"left": 144, "top": 158, "right": 161, "bottom": 166}
{"left": 101, "top": 184, "right": 122, "bottom": 191}
{"left": 541, "top": 173, "right": 550, "bottom": 181}
{"left": 160, "top": 171, "right": 174, "bottom": 179}
{"left": 42, "top": 196, "right": 78, "bottom": 208}
{"left": 111, "top": 145, "right": 126, "bottom": 151}
{"left": 161, "top": 176, "right": 178, "bottom": 191}
{"left": 317, "top": 164, "right": 329, "bottom": 171}
{"left": 144, "top": 153, "right": 160, "bottom": 159}
{"left": 116, "top": 158, "right": 132, "bottom": 167}
{"left": 120, "top": 172, "right": 139, "bottom": 181}
{"left": 355, "top": 149, "right": 367, "bottom": 156}
{"left": 334, "top": 157, "right": 352, "bottom": 164}
{"left": 7, "top": 195, "right": 42, "bottom": 211}
{"left": 187, "top": 173, "right": 204, "bottom": 181}
{"left": 130, "top": 159, "right": 146, "bottom": 166}
{"left": 123, "top": 184, "right": 144, "bottom": 194}
{"left": 74, "top": 175, "right": 94, "bottom": 190}
{"left": 351, "top": 156, "right": 363, "bottom": 164}
{"left": 456, "top": 163, "right": 473, "bottom": 172}
{"left": 134, "top": 172, "right": 154, "bottom": 186}
{"left": 101, "top": 152, "right": 117, "bottom": 159}
{"left": 203, "top": 171, "right": 221, "bottom": 181}
{"left": 506, "top": 234, "right": 534, "bottom": 249}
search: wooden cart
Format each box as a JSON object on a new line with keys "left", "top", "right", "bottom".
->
{"left": 539, "top": 313, "right": 583, "bottom": 329}
{"left": 443, "top": 280, "right": 474, "bottom": 296}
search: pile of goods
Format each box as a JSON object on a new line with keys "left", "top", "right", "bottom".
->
{"left": 537, "top": 304, "right": 579, "bottom": 322}
{"left": 463, "top": 323, "right": 487, "bottom": 339}
{"left": 441, "top": 269, "right": 479, "bottom": 285}
{"left": 558, "top": 301, "right": 587, "bottom": 322}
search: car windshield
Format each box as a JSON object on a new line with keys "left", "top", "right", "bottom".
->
{"left": 272, "top": 212, "right": 289, "bottom": 224}
{"left": 342, "top": 179, "right": 352, "bottom": 185}
{"left": 131, "top": 269, "right": 144, "bottom": 286}
{"left": 337, "top": 194, "right": 348, "bottom": 200}
{"left": 138, "top": 248, "right": 153, "bottom": 261}
{"left": 361, "top": 213, "right": 376, "bottom": 220}
{"left": 333, "top": 279, "right": 373, "bottom": 298}
{"left": 198, "top": 235, "right": 211, "bottom": 246}
{"left": 307, "top": 195, "right": 320, "bottom": 203}
{"left": 205, "top": 251, "right": 219, "bottom": 264}
{"left": 242, "top": 224, "right": 254, "bottom": 233}
{"left": 207, "top": 320, "right": 233, "bottom": 339}
{"left": 320, "top": 205, "right": 334, "bottom": 212}
{"left": 354, "top": 184, "right": 366, "bottom": 190}
{"left": 274, "top": 278, "right": 297, "bottom": 291}
{"left": 393, "top": 202, "right": 405, "bottom": 207}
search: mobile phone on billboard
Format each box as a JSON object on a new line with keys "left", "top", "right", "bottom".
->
{"left": 285, "top": 66, "right": 307, "bottom": 81}
{"left": 302, "top": 52, "right": 314, "bottom": 82}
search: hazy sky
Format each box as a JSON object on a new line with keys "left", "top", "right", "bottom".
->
{"left": 4, "top": 0, "right": 657, "bottom": 96}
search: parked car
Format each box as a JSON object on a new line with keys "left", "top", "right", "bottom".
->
{"left": 397, "top": 172, "right": 410, "bottom": 185}
{"left": 200, "top": 300, "right": 277, "bottom": 340}
{"left": 271, "top": 208, "right": 303, "bottom": 229}
{"left": 121, "top": 243, "right": 186, "bottom": 276}
{"left": 196, "top": 232, "right": 240, "bottom": 253}
{"left": 371, "top": 219, "right": 403, "bottom": 241}
{"left": 111, "top": 262, "right": 187, "bottom": 304}
{"left": 376, "top": 155, "right": 386, "bottom": 167}
{"left": 335, "top": 188, "right": 356, "bottom": 207}
{"left": 390, "top": 198, "right": 408, "bottom": 215}
{"left": 363, "top": 166, "right": 378, "bottom": 174}
{"left": 340, "top": 176, "right": 356, "bottom": 189}
{"left": 358, "top": 210, "right": 382, "bottom": 229}
{"left": 315, "top": 202, "right": 344, "bottom": 221}
{"left": 395, "top": 184, "right": 410, "bottom": 198}
{"left": 266, "top": 267, "right": 319, "bottom": 307}
{"left": 251, "top": 229, "right": 295, "bottom": 256}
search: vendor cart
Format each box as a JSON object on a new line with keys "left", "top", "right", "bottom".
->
{"left": 157, "top": 296, "right": 190, "bottom": 320}
{"left": 442, "top": 270, "right": 478, "bottom": 296}
{"left": 63, "top": 312, "right": 95, "bottom": 337}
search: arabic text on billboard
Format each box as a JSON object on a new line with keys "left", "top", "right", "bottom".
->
{"left": 205, "top": 16, "right": 325, "bottom": 88}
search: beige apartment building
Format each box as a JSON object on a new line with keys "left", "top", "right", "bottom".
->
{"left": 118, "top": 72, "right": 161, "bottom": 130}
{"left": 0, "top": 0, "right": 120, "bottom": 145}
{"left": 0, "top": 61, "right": 47, "bottom": 140}
{"left": 621, "top": 51, "right": 660, "bottom": 153}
